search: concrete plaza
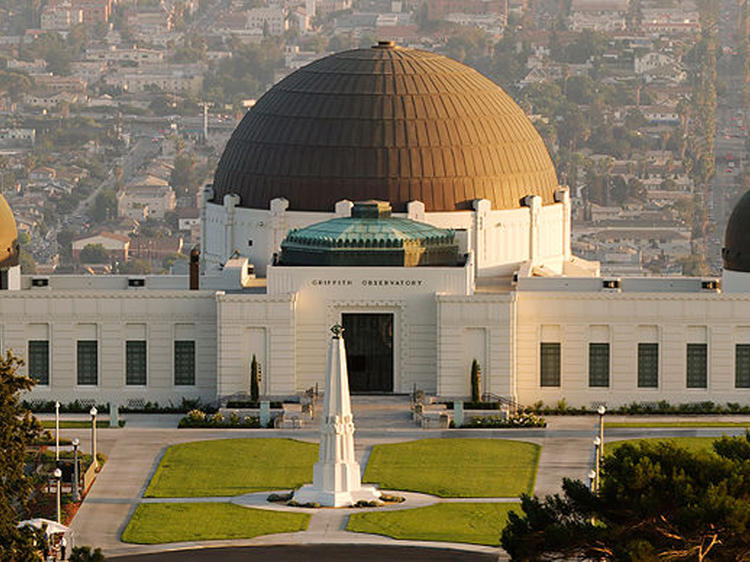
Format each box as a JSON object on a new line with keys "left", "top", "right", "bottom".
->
{"left": 47, "top": 397, "right": 750, "bottom": 560}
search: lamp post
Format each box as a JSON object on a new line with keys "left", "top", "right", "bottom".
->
{"left": 588, "top": 469, "right": 597, "bottom": 492}
{"left": 89, "top": 406, "right": 98, "bottom": 470}
{"left": 53, "top": 468, "right": 62, "bottom": 524}
{"left": 55, "top": 401, "right": 60, "bottom": 461}
{"left": 597, "top": 404, "right": 606, "bottom": 459}
{"left": 72, "top": 438, "right": 80, "bottom": 503}
{"left": 593, "top": 436, "right": 602, "bottom": 493}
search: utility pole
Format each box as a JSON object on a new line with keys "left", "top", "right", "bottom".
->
{"left": 199, "top": 102, "right": 213, "bottom": 144}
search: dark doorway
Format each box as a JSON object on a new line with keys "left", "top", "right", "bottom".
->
{"left": 342, "top": 313, "right": 393, "bottom": 393}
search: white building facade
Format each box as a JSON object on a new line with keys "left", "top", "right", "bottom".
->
{"left": 8, "top": 45, "right": 750, "bottom": 410}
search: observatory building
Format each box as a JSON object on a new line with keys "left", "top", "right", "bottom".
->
{"left": 6, "top": 43, "right": 750, "bottom": 409}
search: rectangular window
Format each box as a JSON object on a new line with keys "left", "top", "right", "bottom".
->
{"left": 736, "top": 344, "right": 750, "bottom": 388}
{"left": 126, "top": 341, "right": 147, "bottom": 386}
{"left": 540, "top": 342, "right": 561, "bottom": 387}
{"left": 686, "top": 343, "right": 707, "bottom": 388}
{"left": 77, "top": 340, "right": 98, "bottom": 386}
{"left": 28, "top": 340, "right": 49, "bottom": 385}
{"left": 174, "top": 340, "right": 195, "bottom": 385}
{"left": 637, "top": 343, "right": 659, "bottom": 388}
{"left": 589, "top": 343, "right": 610, "bottom": 387}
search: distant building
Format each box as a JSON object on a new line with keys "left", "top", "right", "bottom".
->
{"left": 634, "top": 52, "right": 675, "bottom": 74}
{"left": 117, "top": 185, "right": 176, "bottom": 219}
{"left": 72, "top": 231, "right": 130, "bottom": 261}
{"left": 0, "top": 128, "right": 35, "bottom": 148}
{"left": 246, "top": 7, "right": 288, "bottom": 35}
{"left": 569, "top": 0, "right": 628, "bottom": 31}
{"left": 71, "top": 0, "right": 113, "bottom": 25}
{"left": 641, "top": 7, "right": 700, "bottom": 34}
{"left": 6, "top": 59, "right": 47, "bottom": 73}
{"left": 85, "top": 47, "right": 165, "bottom": 65}
{"left": 102, "top": 65, "right": 204, "bottom": 94}
{"left": 33, "top": 76, "right": 88, "bottom": 97}
{"left": 40, "top": 2, "right": 83, "bottom": 29}
{"left": 426, "top": 0, "right": 504, "bottom": 20}
{"left": 23, "top": 92, "right": 81, "bottom": 108}
{"left": 28, "top": 167, "right": 56, "bottom": 182}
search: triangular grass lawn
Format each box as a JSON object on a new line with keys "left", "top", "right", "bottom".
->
{"left": 363, "top": 438, "right": 539, "bottom": 497}
{"left": 348, "top": 502, "right": 518, "bottom": 546}
{"left": 122, "top": 503, "right": 310, "bottom": 544}
{"left": 145, "top": 438, "right": 317, "bottom": 497}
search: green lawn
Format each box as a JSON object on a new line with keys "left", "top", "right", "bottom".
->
{"left": 121, "top": 503, "right": 309, "bottom": 544}
{"left": 363, "top": 439, "right": 539, "bottom": 497}
{"left": 347, "top": 502, "right": 518, "bottom": 546}
{"left": 606, "top": 421, "right": 750, "bottom": 428}
{"left": 145, "top": 438, "right": 318, "bottom": 497}
{"left": 42, "top": 420, "right": 124, "bottom": 429}
{"left": 608, "top": 436, "right": 720, "bottom": 454}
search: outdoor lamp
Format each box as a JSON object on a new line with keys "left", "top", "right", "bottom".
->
{"left": 593, "top": 436, "right": 602, "bottom": 493}
{"left": 55, "top": 401, "right": 60, "bottom": 461}
{"left": 597, "top": 405, "right": 606, "bottom": 458}
{"left": 89, "top": 407, "right": 98, "bottom": 470}
{"left": 53, "top": 468, "right": 62, "bottom": 524}
{"left": 72, "top": 438, "right": 80, "bottom": 503}
{"left": 588, "top": 469, "right": 597, "bottom": 491}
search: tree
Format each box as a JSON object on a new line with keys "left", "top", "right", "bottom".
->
{"left": 79, "top": 244, "right": 110, "bottom": 264}
{"left": 170, "top": 153, "right": 200, "bottom": 197}
{"left": 90, "top": 190, "right": 117, "bottom": 223}
{"left": 250, "top": 354, "right": 260, "bottom": 402}
{"left": 119, "top": 259, "right": 151, "bottom": 274}
{"left": 57, "top": 227, "right": 75, "bottom": 262}
{"left": 470, "top": 359, "right": 481, "bottom": 403}
{"left": 0, "top": 352, "right": 44, "bottom": 561}
{"left": 501, "top": 435, "right": 750, "bottom": 560}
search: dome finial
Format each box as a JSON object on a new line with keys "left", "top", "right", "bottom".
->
{"left": 374, "top": 40, "right": 395, "bottom": 49}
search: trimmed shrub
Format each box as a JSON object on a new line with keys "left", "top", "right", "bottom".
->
{"left": 250, "top": 354, "right": 261, "bottom": 402}
{"left": 471, "top": 359, "right": 481, "bottom": 403}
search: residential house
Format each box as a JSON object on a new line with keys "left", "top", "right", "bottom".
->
{"left": 72, "top": 231, "right": 130, "bottom": 261}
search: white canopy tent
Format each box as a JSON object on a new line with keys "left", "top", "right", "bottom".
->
{"left": 17, "top": 518, "right": 69, "bottom": 536}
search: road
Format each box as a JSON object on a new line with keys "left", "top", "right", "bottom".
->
{"left": 72, "top": 136, "right": 158, "bottom": 218}
{"left": 110, "top": 545, "right": 498, "bottom": 561}
{"left": 45, "top": 135, "right": 159, "bottom": 255}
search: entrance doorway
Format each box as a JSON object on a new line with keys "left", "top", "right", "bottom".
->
{"left": 342, "top": 313, "right": 394, "bottom": 393}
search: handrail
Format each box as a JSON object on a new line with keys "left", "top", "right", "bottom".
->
{"left": 481, "top": 392, "right": 521, "bottom": 414}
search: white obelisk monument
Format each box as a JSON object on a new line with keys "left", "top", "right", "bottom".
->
{"left": 293, "top": 325, "right": 381, "bottom": 507}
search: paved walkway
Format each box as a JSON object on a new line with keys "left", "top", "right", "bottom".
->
{"left": 61, "top": 401, "right": 750, "bottom": 559}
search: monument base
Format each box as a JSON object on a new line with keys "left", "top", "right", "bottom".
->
{"left": 292, "top": 484, "right": 381, "bottom": 507}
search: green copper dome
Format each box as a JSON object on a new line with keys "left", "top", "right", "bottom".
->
{"left": 280, "top": 201, "right": 461, "bottom": 267}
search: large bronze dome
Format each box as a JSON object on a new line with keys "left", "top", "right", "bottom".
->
{"left": 723, "top": 189, "right": 750, "bottom": 272}
{"left": 0, "top": 193, "right": 19, "bottom": 269}
{"left": 211, "top": 42, "right": 559, "bottom": 213}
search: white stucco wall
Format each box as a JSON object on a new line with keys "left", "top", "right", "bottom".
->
{"left": 515, "top": 291, "right": 750, "bottom": 407}
{"left": 722, "top": 269, "right": 750, "bottom": 293}
{"left": 10, "top": 290, "right": 217, "bottom": 406}
{"left": 201, "top": 189, "right": 571, "bottom": 279}
{"left": 436, "top": 294, "right": 515, "bottom": 399}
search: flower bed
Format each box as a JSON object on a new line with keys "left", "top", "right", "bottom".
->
{"left": 178, "top": 409, "right": 262, "bottom": 429}
{"left": 461, "top": 412, "right": 546, "bottom": 429}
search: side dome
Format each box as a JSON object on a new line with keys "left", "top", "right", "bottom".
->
{"left": 723, "top": 189, "right": 750, "bottom": 272}
{"left": 212, "top": 43, "right": 559, "bottom": 213}
{"left": 0, "top": 193, "right": 19, "bottom": 269}
{"left": 279, "top": 200, "right": 460, "bottom": 266}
